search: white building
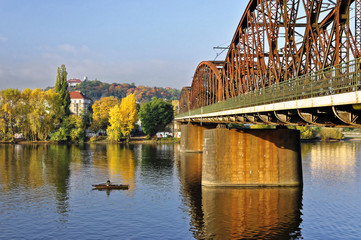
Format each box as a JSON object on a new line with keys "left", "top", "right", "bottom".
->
{"left": 69, "top": 91, "right": 92, "bottom": 115}
{"left": 67, "top": 79, "right": 82, "bottom": 87}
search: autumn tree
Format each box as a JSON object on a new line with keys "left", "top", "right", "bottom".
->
{"left": 55, "top": 64, "right": 71, "bottom": 117}
{"left": 138, "top": 97, "right": 173, "bottom": 137}
{"left": 107, "top": 94, "right": 138, "bottom": 141}
{"left": 29, "top": 89, "right": 62, "bottom": 141}
{"left": 91, "top": 96, "right": 121, "bottom": 132}
{"left": 0, "top": 87, "right": 65, "bottom": 141}
{"left": 171, "top": 100, "right": 179, "bottom": 115}
{"left": 0, "top": 88, "right": 22, "bottom": 140}
{"left": 73, "top": 80, "right": 180, "bottom": 102}
{"left": 28, "top": 89, "right": 46, "bottom": 140}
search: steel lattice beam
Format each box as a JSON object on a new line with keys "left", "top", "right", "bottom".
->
{"left": 180, "top": 0, "right": 359, "bottom": 114}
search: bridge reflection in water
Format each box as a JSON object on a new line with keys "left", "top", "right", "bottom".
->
{"left": 177, "top": 152, "right": 302, "bottom": 239}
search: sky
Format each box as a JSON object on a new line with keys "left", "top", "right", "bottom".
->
{"left": 0, "top": 0, "right": 247, "bottom": 90}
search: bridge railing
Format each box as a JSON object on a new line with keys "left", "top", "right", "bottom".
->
{"left": 176, "top": 58, "right": 361, "bottom": 119}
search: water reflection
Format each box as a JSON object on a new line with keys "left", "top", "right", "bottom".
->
{"left": 137, "top": 144, "right": 175, "bottom": 188}
{"left": 177, "top": 152, "right": 204, "bottom": 239}
{"left": 107, "top": 144, "right": 136, "bottom": 194}
{"left": 178, "top": 152, "right": 303, "bottom": 240}
{"left": 302, "top": 142, "right": 360, "bottom": 183}
{"left": 0, "top": 144, "right": 72, "bottom": 220}
{"left": 88, "top": 144, "right": 137, "bottom": 195}
{"left": 202, "top": 187, "right": 302, "bottom": 240}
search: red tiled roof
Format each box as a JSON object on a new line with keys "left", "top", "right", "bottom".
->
{"left": 68, "top": 79, "right": 81, "bottom": 83}
{"left": 70, "top": 91, "right": 88, "bottom": 99}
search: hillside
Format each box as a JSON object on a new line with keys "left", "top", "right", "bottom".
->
{"left": 62, "top": 80, "right": 180, "bottom": 103}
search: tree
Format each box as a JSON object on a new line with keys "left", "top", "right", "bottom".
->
{"left": 27, "top": 88, "right": 45, "bottom": 141}
{"left": 0, "top": 88, "right": 22, "bottom": 139}
{"left": 55, "top": 64, "right": 71, "bottom": 117}
{"left": 72, "top": 80, "right": 181, "bottom": 102}
{"left": 50, "top": 114, "right": 86, "bottom": 142}
{"left": 107, "top": 94, "right": 138, "bottom": 141}
{"left": 138, "top": 97, "right": 173, "bottom": 137}
{"left": 171, "top": 100, "right": 179, "bottom": 115}
{"left": 319, "top": 127, "right": 344, "bottom": 140}
{"left": 91, "top": 96, "right": 121, "bottom": 132}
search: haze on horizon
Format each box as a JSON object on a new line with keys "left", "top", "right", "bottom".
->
{"left": 0, "top": 0, "right": 246, "bottom": 90}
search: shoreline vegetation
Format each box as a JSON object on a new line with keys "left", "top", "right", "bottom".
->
{"left": 1, "top": 137, "right": 359, "bottom": 145}
{"left": 0, "top": 135, "right": 181, "bottom": 145}
{"left": 0, "top": 65, "right": 177, "bottom": 144}
{"left": 0, "top": 127, "right": 361, "bottom": 144}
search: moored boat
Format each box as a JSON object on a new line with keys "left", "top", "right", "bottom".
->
{"left": 92, "top": 184, "right": 129, "bottom": 190}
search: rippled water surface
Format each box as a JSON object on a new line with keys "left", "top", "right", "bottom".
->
{"left": 0, "top": 142, "right": 360, "bottom": 239}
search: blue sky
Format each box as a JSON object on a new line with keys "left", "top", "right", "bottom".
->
{"left": 0, "top": 0, "right": 247, "bottom": 90}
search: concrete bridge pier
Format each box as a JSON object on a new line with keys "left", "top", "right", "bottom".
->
{"left": 180, "top": 123, "right": 215, "bottom": 152}
{"left": 202, "top": 128, "right": 303, "bottom": 187}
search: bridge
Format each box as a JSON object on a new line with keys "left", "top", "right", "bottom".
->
{"left": 176, "top": 0, "right": 361, "bottom": 127}
{"left": 176, "top": 0, "right": 361, "bottom": 187}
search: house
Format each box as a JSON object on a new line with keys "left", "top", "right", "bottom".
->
{"left": 67, "top": 79, "right": 82, "bottom": 87}
{"left": 69, "top": 91, "right": 92, "bottom": 115}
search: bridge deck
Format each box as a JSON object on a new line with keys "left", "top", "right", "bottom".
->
{"left": 176, "top": 91, "right": 361, "bottom": 119}
{"left": 176, "top": 58, "right": 361, "bottom": 127}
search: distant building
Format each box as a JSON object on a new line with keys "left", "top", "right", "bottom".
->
{"left": 67, "top": 79, "right": 82, "bottom": 87}
{"left": 69, "top": 91, "right": 92, "bottom": 115}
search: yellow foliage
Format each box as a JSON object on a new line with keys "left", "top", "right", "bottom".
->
{"left": 171, "top": 100, "right": 179, "bottom": 115}
{"left": 296, "top": 126, "right": 315, "bottom": 139}
{"left": 249, "top": 124, "right": 274, "bottom": 129}
{"left": 319, "top": 128, "right": 344, "bottom": 140}
{"left": 0, "top": 88, "right": 62, "bottom": 141}
{"left": 92, "top": 96, "right": 120, "bottom": 131}
{"left": 107, "top": 94, "right": 138, "bottom": 141}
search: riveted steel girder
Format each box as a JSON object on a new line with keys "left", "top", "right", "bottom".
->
{"left": 179, "top": 0, "right": 360, "bottom": 115}
{"left": 189, "top": 61, "right": 224, "bottom": 110}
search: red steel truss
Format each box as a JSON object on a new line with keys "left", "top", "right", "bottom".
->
{"left": 181, "top": 0, "right": 361, "bottom": 114}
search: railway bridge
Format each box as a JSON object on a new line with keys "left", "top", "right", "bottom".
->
{"left": 176, "top": 0, "right": 361, "bottom": 187}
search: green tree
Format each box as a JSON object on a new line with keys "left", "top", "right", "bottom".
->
{"left": 50, "top": 114, "right": 86, "bottom": 142}
{"left": 55, "top": 64, "right": 71, "bottom": 117}
{"left": 138, "top": 97, "right": 173, "bottom": 137}
{"left": 296, "top": 126, "right": 316, "bottom": 140}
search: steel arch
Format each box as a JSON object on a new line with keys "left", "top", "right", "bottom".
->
{"left": 189, "top": 61, "right": 224, "bottom": 110}
{"left": 179, "top": 87, "right": 191, "bottom": 114}
{"left": 180, "top": 0, "right": 361, "bottom": 114}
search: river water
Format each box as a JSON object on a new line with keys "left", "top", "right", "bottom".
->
{"left": 0, "top": 142, "right": 360, "bottom": 239}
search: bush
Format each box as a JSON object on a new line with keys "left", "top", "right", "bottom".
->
{"left": 296, "top": 126, "right": 317, "bottom": 140}
{"left": 49, "top": 115, "right": 86, "bottom": 142}
{"left": 319, "top": 128, "right": 344, "bottom": 140}
{"left": 249, "top": 124, "right": 274, "bottom": 129}
{"left": 49, "top": 127, "right": 68, "bottom": 142}
{"left": 89, "top": 136, "right": 98, "bottom": 142}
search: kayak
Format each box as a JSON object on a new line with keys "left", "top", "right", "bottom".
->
{"left": 92, "top": 184, "right": 129, "bottom": 190}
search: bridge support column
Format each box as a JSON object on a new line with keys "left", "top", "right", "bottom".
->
{"left": 180, "top": 124, "right": 213, "bottom": 152}
{"left": 202, "top": 128, "right": 302, "bottom": 187}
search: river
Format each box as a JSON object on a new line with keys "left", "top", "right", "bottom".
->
{"left": 0, "top": 142, "right": 360, "bottom": 239}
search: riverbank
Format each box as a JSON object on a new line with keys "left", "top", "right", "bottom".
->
{"left": 3, "top": 131, "right": 361, "bottom": 144}
{"left": 0, "top": 136, "right": 180, "bottom": 144}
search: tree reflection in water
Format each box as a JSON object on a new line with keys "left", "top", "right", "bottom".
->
{"left": 0, "top": 144, "right": 72, "bottom": 222}
{"left": 106, "top": 144, "right": 136, "bottom": 195}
